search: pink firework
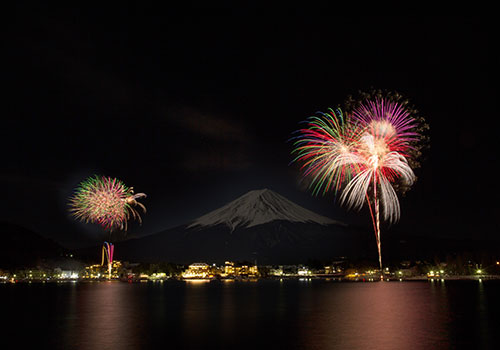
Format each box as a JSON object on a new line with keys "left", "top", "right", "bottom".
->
{"left": 293, "top": 95, "right": 423, "bottom": 270}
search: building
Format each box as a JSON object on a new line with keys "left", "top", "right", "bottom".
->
{"left": 181, "top": 262, "right": 259, "bottom": 279}
{"left": 82, "top": 260, "right": 123, "bottom": 279}
{"left": 224, "top": 261, "right": 235, "bottom": 276}
{"left": 324, "top": 265, "right": 343, "bottom": 274}
{"left": 269, "top": 266, "right": 283, "bottom": 276}
{"left": 60, "top": 270, "right": 79, "bottom": 279}
{"left": 182, "top": 263, "right": 210, "bottom": 278}
{"left": 297, "top": 266, "right": 312, "bottom": 276}
{"left": 223, "top": 261, "right": 258, "bottom": 277}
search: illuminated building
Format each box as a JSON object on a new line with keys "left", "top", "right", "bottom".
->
{"left": 297, "top": 266, "right": 312, "bottom": 276}
{"left": 60, "top": 270, "right": 79, "bottom": 279}
{"left": 247, "top": 265, "right": 259, "bottom": 276}
{"left": 83, "top": 260, "right": 123, "bottom": 279}
{"left": 82, "top": 264, "right": 105, "bottom": 279}
{"left": 182, "top": 263, "right": 210, "bottom": 278}
{"left": 324, "top": 265, "right": 343, "bottom": 274}
{"left": 181, "top": 261, "right": 259, "bottom": 279}
{"left": 224, "top": 261, "right": 235, "bottom": 276}
{"left": 15, "top": 268, "right": 48, "bottom": 280}
{"left": 235, "top": 264, "right": 258, "bottom": 276}
{"left": 223, "top": 261, "right": 258, "bottom": 277}
{"left": 269, "top": 267, "right": 284, "bottom": 276}
{"left": 0, "top": 269, "right": 9, "bottom": 281}
{"left": 149, "top": 272, "right": 167, "bottom": 280}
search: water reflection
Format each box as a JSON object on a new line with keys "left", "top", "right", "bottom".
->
{"left": 2, "top": 279, "right": 498, "bottom": 350}
{"left": 68, "top": 282, "right": 146, "bottom": 350}
{"left": 296, "top": 281, "right": 451, "bottom": 350}
{"left": 181, "top": 280, "right": 261, "bottom": 349}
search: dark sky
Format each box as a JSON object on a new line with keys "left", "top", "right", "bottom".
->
{"left": 4, "top": 6, "right": 498, "bottom": 248}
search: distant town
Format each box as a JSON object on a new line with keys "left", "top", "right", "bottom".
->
{"left": 2, "top": 257, "right": 499, "bottom": 283}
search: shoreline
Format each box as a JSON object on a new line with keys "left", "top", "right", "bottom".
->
{"left": 2, "top": 275, "right": 500, "bottom": 284}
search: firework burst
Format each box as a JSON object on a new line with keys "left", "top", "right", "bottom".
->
{"left": 292, "top": 94, "right": 424, "bottom": 270}
{"left": 290, "top": 108, "right": 364, "bottom": 196}
{"left": 69, "top": 175, "right": 147, "bottom": 231}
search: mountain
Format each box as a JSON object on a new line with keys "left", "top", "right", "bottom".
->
{"left": 188, "top": 189, "right": 340, "bottom": 230}
{"left": 114, "top": 189, "right": 364, "bottom": 264}
{"left": 86, "top": 189, "right": 500, "bottom": 265}
{"left": 0, "top": 221, "right": 65, "bottom": 269}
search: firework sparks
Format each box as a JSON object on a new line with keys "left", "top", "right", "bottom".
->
{"left": 290, "top": 108, "right": 364, "bottom": 196}
{"left": 292, "top": 95, "right": 423, "bottom": 270}
{"left": 68, "top": 175, "right": 147, "bottom": 231}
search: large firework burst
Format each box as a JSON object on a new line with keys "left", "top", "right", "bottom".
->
{"left": 68, "top": 175, "right": 147, "bottom": 231}
{"left": 292, "top": 93, "right": 425, "bottom": 270}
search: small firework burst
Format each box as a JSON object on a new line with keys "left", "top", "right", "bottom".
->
{"left": 68, "top": 175, "right": 146, "bottom": 231}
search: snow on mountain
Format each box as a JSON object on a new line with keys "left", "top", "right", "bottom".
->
{"left": 188, "top": 189, "right": 342, "bottom": 231}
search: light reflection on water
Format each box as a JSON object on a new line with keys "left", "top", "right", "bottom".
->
{"left": 1, "top": 279, "right": 498, "bottom": 350}
{"left": 297, "top": 281, "right": 450, "bottom": 349}
{"left": 64, "top": 282, "right": 147, "bottom": 350}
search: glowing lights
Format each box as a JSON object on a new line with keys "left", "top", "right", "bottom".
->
{"left": 182, "top": 263, "right": 211, "bottom": 279}
{"left": 182, "top": 262, "right": 259, "bottom": 279}
{"left": 292, "top": 94, "right": 423, "bottom": 270}
{"left": 150, "top": 273, "right": 167, "bottom": 280}
{"left": 297, "top": 267, "right": 312, "bottom": 276}
{"left": 60, "top": 271, "right": 79, "bottom": 279}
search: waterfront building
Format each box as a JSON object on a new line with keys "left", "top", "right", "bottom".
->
{"left": 182, "top": 263, "right": 210, "bottom": 278}
{"left": 224, "top": 261, "right": 235, "bottom": 276}
{"left": 82, "top": 260, "right": 123, "bottom": 279}
{"left": 297, "top": 266, "right": 312, "bottom": 276}
{"left": 269, "top": 266, "right": 284, "bottom": 276}
{"left": 223, "top": 261, "right": 258, "bottom": 277}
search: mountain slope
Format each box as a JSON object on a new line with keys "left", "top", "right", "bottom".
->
{"left": 0, "top": 221, "right": 65, "bottom": 268}
{"left": 188, "top": 189, "right": 340, "bottom": 231}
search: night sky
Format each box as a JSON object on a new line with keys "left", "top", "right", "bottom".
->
{"left": 4, "top": 6, "right": 498, "bottom": 248}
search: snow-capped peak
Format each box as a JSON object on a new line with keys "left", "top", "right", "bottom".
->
{"left": 188, "top": 189, "right": 341, "bottom": 231}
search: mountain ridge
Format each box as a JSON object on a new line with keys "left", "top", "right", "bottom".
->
{"left": 0, "top": 221, "right": 65, "bottom": 268}
{"left": 187, "top": 188, "right": 343, "bottom": 231}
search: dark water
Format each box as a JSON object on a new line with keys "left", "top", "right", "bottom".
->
{"left": 1, "top": 279, "right": 498, "bottom": 350}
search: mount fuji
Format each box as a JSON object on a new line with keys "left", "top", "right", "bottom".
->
{"left": 188, "top": 189, "right": 340, "bottom": 231}
{"left": 115, "top": 189, "right": 367, "bottom": 264}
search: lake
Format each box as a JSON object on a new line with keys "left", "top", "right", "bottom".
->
{"left": 1, "top": 279, "right": 498, "bottom": 350}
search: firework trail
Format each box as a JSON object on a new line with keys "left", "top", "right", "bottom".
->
{"left": 292, "top": 96, "right": 422, "bottom": 271}
{"left": 68, "top": 175, "right": 147, "bottom": 232}
{"left": 102, "top": 242, "right": 114, "bottom": 279}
